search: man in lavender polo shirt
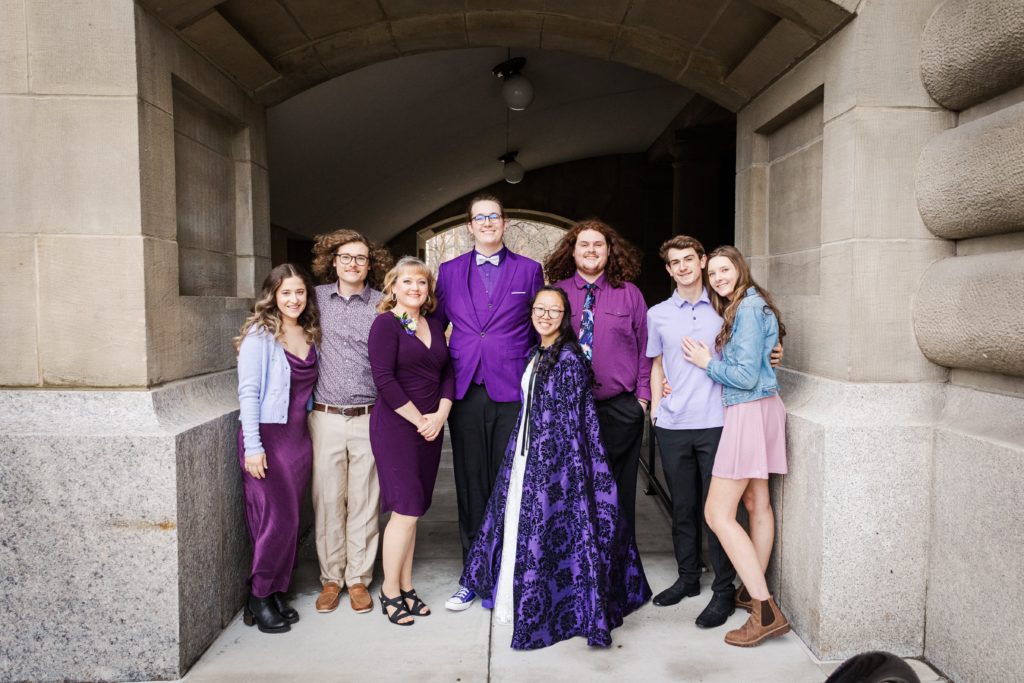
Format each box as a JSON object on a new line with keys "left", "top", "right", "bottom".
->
{"left": 435, "top": 193, "right": 544, "bottom": 611}
{"left": 647, "top": 234, "right": 738, "bottom": 627}
{"left": 307, "top": 229, "right": 392, "bottom": 616}
{"left": 546, "top": 218, "right": 652, "bottom": 535}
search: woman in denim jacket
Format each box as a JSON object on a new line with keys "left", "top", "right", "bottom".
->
{"left": 682, "top": 245, "right": 789, "bottom": 648}
{"left": 235, "top": 263, "right": 320, "bottom": 634}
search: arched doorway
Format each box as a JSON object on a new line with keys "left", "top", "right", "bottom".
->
{"left": 419, "top": 210, "right": 571, "bottom": 272}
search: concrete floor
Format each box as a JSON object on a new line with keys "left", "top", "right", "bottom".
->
{"left": 174, "top": 439, "right": 946, "bottom": 683}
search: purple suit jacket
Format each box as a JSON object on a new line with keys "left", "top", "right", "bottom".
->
{"left": 435, "top": 249, "right": 544, "bottom": 403}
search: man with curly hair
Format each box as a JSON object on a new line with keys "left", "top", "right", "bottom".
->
{"left": 307, "top": 229, "right": 393, "bottom": 616}
{"left": 544, "top": 219, "right": 652, "bottom": 537}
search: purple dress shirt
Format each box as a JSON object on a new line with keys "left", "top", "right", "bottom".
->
{"left": 556, "top": 272, "right": 652, "bottom": 403}
{"left": 471, "top": 248, "right": 507, "bottom": 385}
{"left": 646, "top": 288, "right": 724, "bottom": 429}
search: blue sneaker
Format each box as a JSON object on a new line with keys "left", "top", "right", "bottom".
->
{"left": 445, "top": 586, "right": 476, "bottom": 611}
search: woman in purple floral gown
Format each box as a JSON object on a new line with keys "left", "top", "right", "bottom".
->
{"left": 461, "top": 286, "right": 650, "bottom": 650}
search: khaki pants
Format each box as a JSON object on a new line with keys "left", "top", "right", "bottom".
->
{"left": 308, "top": 409, "right": 380, "bottom": 588}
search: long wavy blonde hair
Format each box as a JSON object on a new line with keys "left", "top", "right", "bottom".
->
{"left": 377, "top": 257, "right": 437, "bottom": 315}
{"left": 234, "top": 263, "right": 321, "bottom": 351}
{"left": 707, "top": 246, "right": 786, "bottom": 352}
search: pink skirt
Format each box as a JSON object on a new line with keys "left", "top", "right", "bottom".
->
{"left": 712, "top": 394, "right": 787, "bottom": 480}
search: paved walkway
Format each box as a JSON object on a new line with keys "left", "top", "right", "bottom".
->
{"left": 175, "top": 438, "right": 944, "bottom": 683}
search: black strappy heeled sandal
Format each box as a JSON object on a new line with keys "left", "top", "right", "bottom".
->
{"left": 380, "top": 591, "right": 415, "bottom": 626}
{"left": 401, "top": 588, "right": 431, "bottom": 617}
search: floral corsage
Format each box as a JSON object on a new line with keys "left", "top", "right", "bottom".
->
{"left": 395, "top": 311, "right": 418, "bottom": 336}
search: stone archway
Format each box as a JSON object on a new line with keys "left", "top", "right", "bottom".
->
{"left": 139, "top": 0, "right": 853, "bottom": 111}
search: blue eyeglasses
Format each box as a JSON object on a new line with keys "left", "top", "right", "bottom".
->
{"left": 472, "top": 213, "right": 502, "bottom": 224}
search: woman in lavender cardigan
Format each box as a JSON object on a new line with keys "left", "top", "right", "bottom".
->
{"left": 461, "top": 286, "right": 650, "bottom": 650}
{"left": 235, "top": 263, "right": 320, "bottom": 634}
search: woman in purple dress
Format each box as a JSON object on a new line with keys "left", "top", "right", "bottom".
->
{"left": 368, "top": 256, "right": 454, "bottom": 625}
{"left": 461, "top": 286, "right": 651, "bottom": 650}
{"left": 235, "top": 263, "right": 320, "bottom": 634}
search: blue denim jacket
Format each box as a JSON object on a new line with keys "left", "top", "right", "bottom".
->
{"left": 237, "top": 327, "right": 313, "bottom": 456}
{"left": 706, "top": 288, "right": 779, "bottom": 407}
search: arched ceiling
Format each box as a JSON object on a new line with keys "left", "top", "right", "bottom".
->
{"left": 266, "top": 47, "right": 696, "bottom": 240}
{"left": 137, "top": 0, "right": 854, "bottom": 111}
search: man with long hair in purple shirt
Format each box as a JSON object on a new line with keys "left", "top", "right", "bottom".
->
{"left": 544, "top": 218, "right": 652, "bottom": 536}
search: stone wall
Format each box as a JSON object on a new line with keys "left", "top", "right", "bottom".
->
{"left": 0, "top": 2, "right": 269, "bottom": 680}
{"left": 735, "top": 1, "right": 1024, "bottom": 680}
{"left": 736, "top": 0, "right": 953, "bottom": 662}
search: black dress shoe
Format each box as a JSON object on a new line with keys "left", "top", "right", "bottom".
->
{"left": 273, "top": 592, "right": 299, "bottom": 624}
{"left": 695, "top": 591, "right": 736, "bottom": 628}
{"left": 243, "top": 594, "right": 291, "bottom": 634}
{"left": 652, "top": 578, "right": 701, "bottom": 606}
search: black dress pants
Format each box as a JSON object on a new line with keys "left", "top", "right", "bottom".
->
{"left": 595, "top": 392, "right": 646, "bottom": 537}
{"left": 449, "top": 383, "right": 520, "bottom": 560}
{"left": 653, "top": 425, "right": 737, "bottom": 594}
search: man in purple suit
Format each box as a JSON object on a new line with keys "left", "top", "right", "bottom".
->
{"left": 434, "top": 193, "right": 544, "bottom": 611}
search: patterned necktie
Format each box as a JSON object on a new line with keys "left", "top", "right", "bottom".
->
{"left": 579, "top": 283, "right": 595, "bottom": 360}
{"left": 475, "top": 253, "right": 500, "bottom": 266}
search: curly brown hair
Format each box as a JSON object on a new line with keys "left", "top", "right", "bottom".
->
{"left": 377, "top": 257, "right": 438, "bottom": 316}
{"left": 233, "top": 263, "right": 321, "bottom": 351}
{"left": 543, "top": 218, "right": 642, "bottom": 287}
{"left": 310, "top": 229, "right": 393, "bottom": 289}
{"left": 707, "top": 246, "right": 786, "bottom": 352}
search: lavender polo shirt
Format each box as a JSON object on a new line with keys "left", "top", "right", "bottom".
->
{"left": 646, "top": 288, "right": 724, "bottom": 430}
{"left": 313, "top": 283, "right": 381, "bottom": 406}
{"left": 557, "top": 272, "right": 652, "bottom": 402}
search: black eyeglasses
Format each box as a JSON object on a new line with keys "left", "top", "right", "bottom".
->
{"left": 472, "top": 213, "right": 502, "bottom": 224}
{"left": 335, "top": 253, "right": 369, "bottom": 265}
{"left": 532, "top": 307, "right": 564, "bottom": 318}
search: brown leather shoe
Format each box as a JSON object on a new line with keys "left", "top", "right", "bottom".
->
{"left": 724, "top": 595, "right": 790, "bottom": 647}
{"left": 315, "top": 582, "right": 342, "bottom": 613}
{"left": 348, "top": 583, "right": 373, "bottom": 613}
{"left": 735, "top": 583, "right": 753, "bottom": 613}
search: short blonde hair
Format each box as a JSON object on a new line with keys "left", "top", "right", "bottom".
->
{"left": 377, "top": 256, "right": 437, "bottom": 315}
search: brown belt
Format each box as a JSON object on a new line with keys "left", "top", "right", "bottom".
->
{"left": 312, "top": 402, "right": 373, "bottom": 417}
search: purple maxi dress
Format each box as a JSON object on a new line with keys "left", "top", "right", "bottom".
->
{"left": 461, "top": 345, "right": 651, "bottom": 650}
{"left": 237, "top": 346, "right": 317, "bottom": 597}
{"left": 368, "top": 313, "right": 454, "bottom": 516}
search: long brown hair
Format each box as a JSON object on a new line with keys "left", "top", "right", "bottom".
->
{"left": 377, "top": 257, "right": 438, "bottom": 316}
{"left": 707, "top": 246, "right": 786, "bottom": 352}
{"left": 234, "top": 263, "right": 321, "bottom": 351}
{"left": 543, "top": 218, "right": 642, "bottom": 287}
{"left": 311, "top": 228, "right": 393, "bottom": 289}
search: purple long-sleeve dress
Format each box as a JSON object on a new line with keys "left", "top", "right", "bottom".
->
{"left": 237, "top": 345, "right": 317, "bottom": 598}
{"left": 461, "top": 344, "right": 651, "bottom": 650}
{"left": 368, "top": 313, "right": 454, "bottom": 516}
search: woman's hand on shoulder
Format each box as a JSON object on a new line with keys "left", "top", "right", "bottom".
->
{"left": 244, "top": 453, "right": 268, "bottom": 479}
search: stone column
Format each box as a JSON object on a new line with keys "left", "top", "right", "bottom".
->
{"left": 912, "top": 3, "right": 1024, "bottom": 681}
{"left": 0, "top": 2, "right": 269, "bottom": 680}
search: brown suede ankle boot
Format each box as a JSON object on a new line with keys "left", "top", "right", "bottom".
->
{"left": 724, "top": 595, "right": 790, "bottom": 647}
{"left": 735, "top": 584, "right": 753, "bottom": 613}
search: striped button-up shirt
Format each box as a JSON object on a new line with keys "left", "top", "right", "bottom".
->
{"left": 313, "top": 283, "right": 381, "bottom": 406}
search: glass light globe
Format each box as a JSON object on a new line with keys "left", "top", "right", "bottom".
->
{"left": 502, "top": 159, "right": 525, "bottom": 184}
{"left": 502, "top": 75, "right": 534, "bottom": 111}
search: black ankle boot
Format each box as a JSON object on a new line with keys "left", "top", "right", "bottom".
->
{"left": 243, "top": 593, "right": 290, "bottom": 633}
{"left": 273, "top": 592, "right": 299, "bottom": 624}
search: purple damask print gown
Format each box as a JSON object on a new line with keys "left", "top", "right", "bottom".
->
{"left": 461, "top": 344, "right": 651, "bottom": 650}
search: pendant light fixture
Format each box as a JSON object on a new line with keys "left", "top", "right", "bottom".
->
{"left": 499, "top": 107, "right": 525, "bottom": 184}
{"left": 492, "top": 54, "right": 534, "bottom": 111}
